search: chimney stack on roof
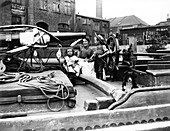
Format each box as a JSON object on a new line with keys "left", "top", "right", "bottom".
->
{"left": 96, "top": 0, "right": 102, "bottom": 18}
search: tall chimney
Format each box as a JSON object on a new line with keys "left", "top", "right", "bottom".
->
{"left": 96, "top": 0, "right": 102, "bottom": 18}
{"left": 167, "top": 14, "right": 170, "bottom": 22}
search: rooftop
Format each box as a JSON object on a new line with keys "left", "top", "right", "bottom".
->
{"left": 108, "top": 15, "right": 149, "bottom": 27}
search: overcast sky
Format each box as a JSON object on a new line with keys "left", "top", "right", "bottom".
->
{"left": 75, "top": 0, "right": 170, "bottom": 25}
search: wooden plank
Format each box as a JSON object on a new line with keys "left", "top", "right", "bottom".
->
{"left": 96, "top": 96, "right": 115, "bottom": 109}
{"left": 156, "top": 49, "right": 170, "bottom": 53}
{"left": 147, "top": 64, "right": 170, "bottom": 70}
{"left": 146, "top": 69, "right": 170, "bottom": 76}
{"left": 147, "top": 60, "right": 170, "bottom": 64}
{"left": 84, "top": 99, "right": 98, "bottom": 111}
{"left": 119, "top": 52, "right": 166, "bottom": 56}
{"left": 77, "top": 74, "right": 117, "bottom": 96}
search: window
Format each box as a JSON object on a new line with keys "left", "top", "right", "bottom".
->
{"left": 87, "top": 19, "right": 91, "bottom": 25}
{"left": 12, "top": 0, "right": 22, "bottom": 4}
{"left": 64, "top": 0, "right": 71, "bottom": 15}
{"left": 102, "top": 22, "right": 108, "bottom": 28}
{"left": 12, "top": 15, "right": 22, "bottom": 24}
{"left": 40, "top": 0, "right": 48, "bottom": 10}
{"left": 94, "top": 22, "right": 100, "bottom": 31}
{"left": 52, "top": 1, "right": 60, "bottom": 13}
{"left": 82, "top": 18, "right": 87, "bottom": 25}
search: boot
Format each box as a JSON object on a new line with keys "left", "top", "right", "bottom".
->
{"left": 99, "top": 73, "right": 103, "bottom": 80}
{"left": 96, "top": 73, "right": 99, "bottom": 79}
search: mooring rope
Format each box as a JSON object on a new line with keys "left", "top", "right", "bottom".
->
{"left": 17, "top": 72, "right": 70, "bottom": 112}
{"left": 0, "top": 72, "right": 25, "bottom": 84}
{"left": 0, "top": 71, "right": 70, "bottom": 112}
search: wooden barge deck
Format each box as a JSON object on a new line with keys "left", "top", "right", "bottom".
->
{"left": 1, "top": 68, "right": 170, "bottom": 131}
{"left": 1, "top": 59, "right": 170, "bottom": 131}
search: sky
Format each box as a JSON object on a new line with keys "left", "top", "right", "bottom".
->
{"left": 75, "top": 0, "right": 170, "bottom": 25}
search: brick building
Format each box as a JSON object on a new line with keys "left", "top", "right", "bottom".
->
{"left": 75, "top": 14, "right": 110, "bottom": 45}
{"left": 0, "top": 0, "right": 75, "bottom": 31}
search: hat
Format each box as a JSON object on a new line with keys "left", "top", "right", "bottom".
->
{"left": 106, "top": 36, "right": 114, "bottom": 45}
{"left": 95, "top": 33, "right": 105, "bottom": 44}
{"left": 109, "top": 32, "right": 116, "bottom": 37}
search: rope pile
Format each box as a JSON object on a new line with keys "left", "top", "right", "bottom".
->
{"left": 0, "top": 72, "right": 70, "bottom": 112}
{"left": 18, "top": 72, "right": 70, "bottom": 112}
{"left": 0, "top": 72, "right": 24, "bottom": 84}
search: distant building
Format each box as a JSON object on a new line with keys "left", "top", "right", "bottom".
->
{"left": 119, "top": 16, "right": 170, "bottom": 46}
{"left": 108, "top": 15, "right": 149, "bottom": 34}
{"left": 0, "top": 0, "right": 75, "bottom": 31}
{"left": 156, "top": 18, "right": 170, "bottom": 26}
{"left": 0, "top": 0, "right": 27, "bottom": 25}
{"left": 75, "top": 14, "right": 110, "bottom": 45}
{"left": 120, "top": 25, "right": 170, "bottom": 46}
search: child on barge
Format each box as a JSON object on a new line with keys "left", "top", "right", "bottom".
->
{"left": 92, "top": 34, "right": 109, "bottom": 80}
{"left": 63, "top": 48, "right": 82, "bottom": 76}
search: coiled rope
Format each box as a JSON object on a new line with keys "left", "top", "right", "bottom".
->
{"left": 18, "top": 72, "right": 70, "bottom": 112}
{"left": 0, "top": 72, "right": 25, "bottom": 84}
{"left": 0, "top": 72, "right": 70, "bottom": 112}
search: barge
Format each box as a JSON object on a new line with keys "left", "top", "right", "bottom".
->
{"left": 0, "top": 25, "right": 170, "bottom": 131}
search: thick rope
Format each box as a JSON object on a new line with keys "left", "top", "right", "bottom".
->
{"left": 0, "top": 72, "right": 70, "bottom": 112}
{"left": 0, "top": 72, "right": 25, "bottom": 84}
{"left": 18, "top": 72, "right": 70, "bottom": 112}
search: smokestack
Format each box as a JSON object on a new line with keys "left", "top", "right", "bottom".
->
{"left": 96, "top": 0, "right": 102, "bottom": 18}
{"left": 167, "top": 14, "right": 170, "bottom": 22}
